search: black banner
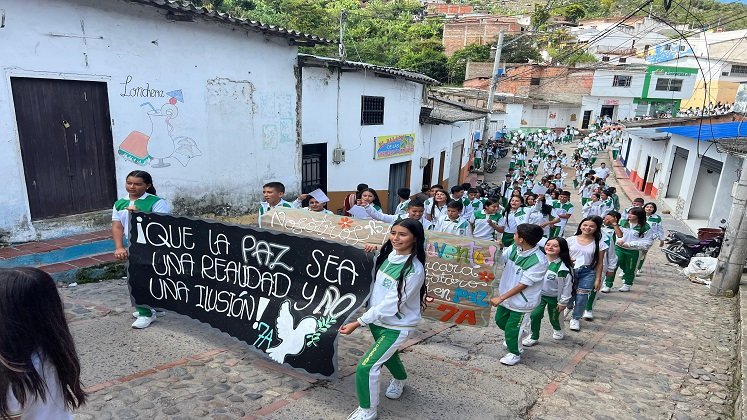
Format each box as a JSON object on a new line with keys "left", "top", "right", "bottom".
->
{"left": 127, "top": 212, "right": 375, "bottom": 376}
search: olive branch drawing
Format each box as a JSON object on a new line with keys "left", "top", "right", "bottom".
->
{"left": 305, "top": 315, "right": 337, "bottom": 347}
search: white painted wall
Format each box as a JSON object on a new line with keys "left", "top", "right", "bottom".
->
{"left": 504, "top": 103, "right": 523, "bottom": 129}
{"left": 1, "top": 0, "right": 302, "bottom": 241}
{"left": 301, "top": 66, "right": 474, "bottom": 202}
{"left": 624, "top": 129, "right": 733, "bottom": 225}
{"left": 581, "top": 96, "right": 636, "bottom": 121}
{"left": 590, "top": 70, "right": 645, "bottom": 98}
{"left": 646, "top": 72, "right": 697, "bottom": 100}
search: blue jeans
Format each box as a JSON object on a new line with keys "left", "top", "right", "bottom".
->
{"left": 572, "top": 266, "right": 596, "bottom": 320}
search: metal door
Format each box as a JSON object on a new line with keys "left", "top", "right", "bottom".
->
{"left": 387, "top": 161, "right": 410, "bottom": 214}
{"left": 301, "top": 143, "right": 327, "bottom": 194}
{"left": 11, "top": 77, "right": 117, "bottom": 220}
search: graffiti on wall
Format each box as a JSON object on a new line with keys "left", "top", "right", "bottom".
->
{"left": 118, "top": 76, "right": 202, "bottom": 168}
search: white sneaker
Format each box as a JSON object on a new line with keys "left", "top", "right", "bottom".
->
{"left": 563, "top": 308, "right": 571, "bottom": 320}
{"left": 131, "top": 313, "right": 156, "bottom": 329}
{"left": 582, "top": 310, "right": 594, "bottom": 320}
{"left": 347, "top": 407, "right": 377, "bottom": 420}
{"left": 500, "top": 353, "right": 521, "bottom": 366}
{"left": 502, "top": 340, "right": 507, "bottom": 349}
{"left": 600, "top": 286, "right": 611, "bottom": 293}
{"left": 619, "top": 284, "right": 631, "bottom": 292}
{"left": 619, "top": 272, "right": 625, "bottom": 278}
{"left": 636, "top": 269, "right": 642, "bottom": 275}
{"left": 569, "top": 319, "right": 581, "bottom": 331}
{"left": 385, "top": 379, "right": 405, "bottom": 399}
{"left": 522, "top": 337, "right": 538, "bottom": 347}
{"left": 552, "top": 330, "right": 565, "bottom": 340}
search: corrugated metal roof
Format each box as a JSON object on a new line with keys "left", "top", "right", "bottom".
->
{"left": 298, "top": 54, "right": 439, "bottom": 85}
{"left": 124, "top": 0, "right": 333, "bottom": 45}
{"left": 657, "top": 121, "right": 747, "bottom": 141}
{"left": 424, "top": 96, "right": 492, "bottom": 124}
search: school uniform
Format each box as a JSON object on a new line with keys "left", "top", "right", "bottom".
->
{"left": 425, "top": 202, "right": 448, "bottom": 226}
{"left": 395, "top": 199, "right": 410, "bottom": 216}
{"left": 259, "top": 198, "right": 294, "bottom": 216}
{"left": 355, "top": 252, "right": 425, "bottom": 411}
{"left": 470, "top": 211, "right": 502, "bottom": 240}
{"left": 496, "top": 244, "right": 548, "bottom": 356}
{"left": 113, "top": 192, "right": 171, "bottom": 320}
{"left": 433, "top": 214, "right": 472, "bottom": 237}
{"left": 529, "top": 259, "right": 573, "bottom": 339}
{"left": 611, "top": 220, "right": 654, "bottom": 287}
{"left": 364, "top": 205, "right": 432, "bottom": 231}
{"left": 582, "top": 200, "right": 605, "bottom": 218}
{"left": 587, "top": 227, "right": 619, "bottom": 309}
{"left": 551, "top": 201, "right": 574, "bottom": 238}
{"left": 636, "top": 213, "right": 663, "bottom": 271}
{"left": 497, "top": 201, "right": 542, "bottom": 247}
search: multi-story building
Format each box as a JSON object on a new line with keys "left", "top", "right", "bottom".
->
{"left": 442, "top": 15, "right": 525, "bottom": 56}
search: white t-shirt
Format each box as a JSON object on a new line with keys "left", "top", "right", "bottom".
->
{"left": 566, "top": 235, "right": 609, "bottom": 268}
{"left": 6, "top": 354, "right": 73, "bottom": 420}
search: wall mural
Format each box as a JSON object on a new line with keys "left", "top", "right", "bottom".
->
{"left": 118, "top": 76, "right": 202, "bottom": 168}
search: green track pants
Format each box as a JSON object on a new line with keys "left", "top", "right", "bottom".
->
{"left": 356, "top": 324, "right": 410, "bottom": 409}
{"left": 530, "top": 295, "right": 561, "bottom": 339}
{"left": 495, "top": 306, "right": 528, "bottom": 356}
{"left": 608, "top": 247, "right": 640, "bottom": 286}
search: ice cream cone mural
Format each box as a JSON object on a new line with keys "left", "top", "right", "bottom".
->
{"left": 118, "top": 89, "right": 202, "bottom": 167}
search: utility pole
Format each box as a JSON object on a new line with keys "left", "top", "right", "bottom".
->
{"left": 339, "top": 10, "right": 347, "bottom": 61}
{"left": 481, "top": 30, "right": 504, "bottom": 145}
{"left": 710, "top": 158, "right": 747, "bottom": 297}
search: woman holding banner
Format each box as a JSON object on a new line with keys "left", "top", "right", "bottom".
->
{"left": 339, "top": 218, "right": 427, "bottom": 420}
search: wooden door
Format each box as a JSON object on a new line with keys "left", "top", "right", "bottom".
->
{"left": 11, "top": 77, "right": 117, "bottom": 220}
{"left": 387, "top": 161, "right": 410, "bottom": 214}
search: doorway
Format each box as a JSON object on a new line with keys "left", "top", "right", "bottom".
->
{"left": 666, "top": 147, "right": 688, "bottom": 199}
{"left": 11, "top": 77, "right": 117, "bottom": 220}
{"left": 437, "top": 150, "right": 446, "bottom": 186}
{"left": 421, "top": 158, "right": 433, "bottom": 192}
{"left": 301, "top": 143, "right": 327, "bottom": 194}
{"left": 640, "top": 156, "right": 651, "bottom": 192}
{"left": 387, "top": 161, "right": 410, "bottom": 214}
{"left": 448, "top": 140, "right": 464, "bottom": 188}
{"left": 689, "top": 157, "right": 722, "bottom": 219}
{"left": 600, "top": 105, "right": 615, "bottom": 119}
{"left": 581, "top": 110, "right": 592, "bottom": 129}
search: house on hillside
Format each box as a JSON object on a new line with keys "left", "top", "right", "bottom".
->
{"left": 620, "top": 116, "right": 744, "bottom": 229}
{"left": 442, "top": 15, "right": 525, "bottom": 56}
{"left": 0, "top": 0, "right": 330, "bottom": 243}
{"left": 298, "top": 55, "right": 485, "bottom": 213}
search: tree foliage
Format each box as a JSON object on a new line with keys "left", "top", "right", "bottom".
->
{"left": 501, "top": 34, "right": 542, "bottom": 64}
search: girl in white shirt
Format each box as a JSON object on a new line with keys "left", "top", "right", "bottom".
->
{"left": 424, "top": 189, "right": 449, "bottom": 226}
{"left": 565, "top": 217, "right": 608, "bottom": 332}
{"left": 340, "top": 218, "right": 426, "bottom": 420}
{"left": 1, "top": 268, "right": 87, "bottom": 419}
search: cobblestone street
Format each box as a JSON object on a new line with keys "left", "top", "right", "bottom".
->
{"left": 68, "top": 144, "right": 739, "bottom": 419}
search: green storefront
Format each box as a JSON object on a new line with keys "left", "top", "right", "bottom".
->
{"left": 634, "top": 65, "right": 698, "bottom": 117}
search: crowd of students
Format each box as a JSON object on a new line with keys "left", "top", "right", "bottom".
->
{"left": 0, "top": 122, "right": 670, "bottom": 420}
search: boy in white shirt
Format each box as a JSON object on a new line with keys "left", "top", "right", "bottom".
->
{"left": 433, "top": 201, "right": 472, "bottom": 237}
{"left": 490, "top": 224, "right": 548, "bottom": 366}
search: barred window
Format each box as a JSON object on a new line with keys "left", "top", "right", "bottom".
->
{"left": 361, "top": 96, "right": 385, "bottom": 125}
{"left": 613, "top": 75, "right": 632, "bottom": 87}
{"left": 731, "top": 65, "right": 747, "bottom": 75}
{"left": 530, "top": 77, "right": 541, "bottom": 85}
{"left": 655, "top": 78, "right": 683, "bottom": 92}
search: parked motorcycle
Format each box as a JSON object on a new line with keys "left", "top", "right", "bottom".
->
{"left": 662, "top": 220, "right": 726, "bottom": 267}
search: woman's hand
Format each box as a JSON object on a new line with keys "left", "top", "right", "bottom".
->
{"left": 594, "top": 278, "right": 601, "bottom": 292}
{"left": 339, "top": 321, "right": 360, "bottom": 335}
{"left": 557, "top": 304, "right": 566, "bottom": 313}
{"left": 363, "top": 244, "right": 379, "bottom": 253}
{"left": 126, "top": 205, "right": 138, "bottom": 212}
{"left": 490, "top": 295, "right": 504, "bottom": 307}
{"left": 114, "top": 247, "right": 128, "bottom": 260}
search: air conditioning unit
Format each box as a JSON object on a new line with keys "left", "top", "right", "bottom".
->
{"left": 333, "top": 147, "right": 346, "bottom": 164}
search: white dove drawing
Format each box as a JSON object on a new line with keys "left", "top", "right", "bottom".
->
{"left": 266, "top": 301, "right": 317, "bottom": 364}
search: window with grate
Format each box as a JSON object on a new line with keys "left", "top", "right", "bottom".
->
{"left": 612, "top": 75, "right": 632, "bottom": 87}
{"left": 655, "top": 78, "right": 683, "bottom": 92}
{"left": 530, "top": 77, "right": 540, "bottom": 85}
{"left": 361, "top": 96, "right": 385, "bottom": 125}
{"left": 732, "top": 65, "right": 747, "bottom": 75}
{"left": 618, "top": 57, "right": 627, "bottom": 63}
{"left": 602, "top": 56, "right": 610, "bottom": 62}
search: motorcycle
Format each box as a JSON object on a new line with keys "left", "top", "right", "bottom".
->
{"left": 485, "top": 155, "right": 498, "bottom": 173}
{"left": 661, "top": 220, "right": 726, "bottom": 267}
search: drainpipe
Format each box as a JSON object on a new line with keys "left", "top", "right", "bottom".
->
{"left": 710, "top": 158, "right": 747, "bottom": 297}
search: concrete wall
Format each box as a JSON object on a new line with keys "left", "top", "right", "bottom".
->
{"left": 581, "top": 96, "right": 636, "bottom": 122}
{"left": 1, "top": 0, "right": 302, "bottom": 242}
{"left": 623, "top": 129, "right": 737, "bottom": 225}
{"left": 301, "top": 66, "right": 473, "bottom": 212}
{"left": 443, "top": 17, "right": 522, "bottom": 56}
{"left": 590, "top": 70, "right": 645, "bottom": 98}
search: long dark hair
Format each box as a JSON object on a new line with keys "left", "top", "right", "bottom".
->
{"left": 429, "top": 189, "right": 450, "bottom": 221}
{"left": 0, "top": 268, "right": 87, "bottom": 418}
{"left": 358, "top": 188, "right": 382, "bottom": 208}
{"left": 127, "top": 170, "right": 156, "bottom": 195}
{"left": 628, "top": 207, "right": 647, "bottom": 237}
{"left": 503, "top": 195, "right": 524, "bottom": 220}
{"left": 574, "top": 216, "right": 602, "bottom": 269}
{"left": 375, "top": 218, "right": 428, "bottom": 310}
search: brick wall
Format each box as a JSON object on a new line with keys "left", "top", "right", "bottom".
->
{"left": 495, "top": 65, "right": 593, "bottom": 103}
{"left": 443, "top": 17, "right": 523, "bottom": 56}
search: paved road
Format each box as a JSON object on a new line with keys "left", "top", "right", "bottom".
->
{"left": 69, "top": 140, "right": 737, "bottom": 419}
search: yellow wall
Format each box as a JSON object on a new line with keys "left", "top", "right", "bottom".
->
{"left": 681, "top": 80, "right": 741, "bottom": 109}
